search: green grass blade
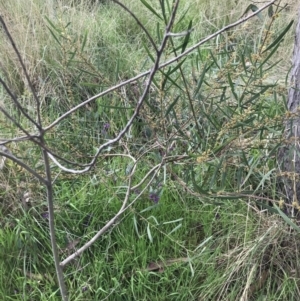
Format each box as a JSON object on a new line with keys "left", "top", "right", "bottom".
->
{"left": 162, "top": 218, "right": 183, "bottom": 225}
{"left": 142, "top": 41, "right": 156, "bottom": 62}
{"left": 140, "top": 0, "right": 163, "bottom": 20}
{"left": 81, "top": 30, "right": 88, "bottom": 52}
{"left": 147, "top": 223, "right": 153, "bottom": 242}
{"left": 168, "top": 223, "right": 182, "bottom": 235}
{"left": 133, "top": 215, "right": 141, "bottom": 238}
{"left": 273, "top": 203, "right": 300, "bottom": 232}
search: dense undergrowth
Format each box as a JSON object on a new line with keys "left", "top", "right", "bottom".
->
{"left": 0, "top": 0, "right": 299, "bottom": 300}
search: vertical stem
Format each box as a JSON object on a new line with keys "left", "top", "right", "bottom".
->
{"left": 42, "top": 149, "right": 68, "bottom": 301}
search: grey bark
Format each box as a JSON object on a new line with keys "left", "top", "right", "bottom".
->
{"left": 278, "top": 8, "right": 300, "bottom": 214}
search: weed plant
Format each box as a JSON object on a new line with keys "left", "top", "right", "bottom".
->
{"left": 0, "top": 0, "right": 299, "bottom": 300}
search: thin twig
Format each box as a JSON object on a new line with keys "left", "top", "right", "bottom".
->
{"left": 42, "top": 0, "right": 275, "bottom": 135}
{"left": 60, "top": 0, "right": 181, "bottom": 266}
{"left": 112, "top": 0, "right": 158, "bottom": 52}
{"left": 0, "top": 14, "right": 68, "bottom": 300}
{"left": 46, "top": 0, "right": 182, "bottom": 173}
{"left": 60, "top": 154, "right": 137, "bottom": 267}
{"left": 0, "top": 16, "right": 42, "bottom": 128}
{"left": 0, "top": 150, "right": 47, "bottom": 184}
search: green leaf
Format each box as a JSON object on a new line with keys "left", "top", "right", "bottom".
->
{"left": 249, "top": 4, "right": 258, "bottom": 12}
{"left": 194, "top": 236, "right": 213, "bottom": 252}
{"left": 209, "top": 50, "right": 220, "bottom": 69}
{"left": 76, "top": 68, "right": 98, "bottom": 77}
{"left": 45, "top": 16, "right": 61, "bottom": 33}
{"left": 256, "top": 202, "right": 279, "bottom": 214}
{"left": 147, "top": 223, "right": 153, "bottom": 242}
{"left": 165, "top": 95, "right": 180, "bottom": 117}
{"left": 165, "top": 0, "right": 172, "bottom": 15}
{"left": 156, "top": 22, "right": 162, "bottom": 41}
{"left": 142, "top": 41, "right": 155, "bottom": 63}
{"left": 260, "top": 42, "right": 282, "bottom": 69}
{"left": 242, "top": 4, "right": 263, "bottom": 21}
{"left": 254, "top": 168, "right": 276, "bottom": 193}
{"left": 273, "top": 203, "right": 300, "bottom": 232}
{"left": 227, "top": 73, "right": 238, "bottom": 101}
{"left": 140, "top": 204, "right": 159, "bottom": 213}
{"left": 64, "top": 22, "right": 72, "bottom": 29}
{"left": 67, "top": 202, "right": 80, "bottom": 213}
{"left": 188, "top": 258, "right": 194, "bottom": 277}
{"left": 115, "top": 58, "right": 120, "bottom": 81}
{"left": 176, "top": 7, "right": 190, "bottom": 25}
{"left": 200, "top": 110, "right": 221, "bottom": 131}
{"left": 268, "top": 5, "right": 274, "bottom": 18}
{"left": 191, "top": 168, "right": 209, "bottom": 195}
{"left": 262, "top": 20, "right": 294, "bottom": 54}
{"left": 263, "top": 59, "right": 282, "bottom": 74}
{"left": 67, "top": 49, "right": 77, "bottom": 65}
{"left": 193, "top": 63, "right": 210, "bottom": 97}
{"left": 168, "top": 223, "right": 182, "bottom": 235}
{"left": 213, "top": 136, "right": 237, "bottom": 153}
{"left": 181, "top": 20, "right": 193, "bottom": 54}
{"left": 243, "top": 86, "right": 270, "bottom": 106}
{"left": 46, "top": 26, "right": 62, "bottom": 46}
{"left": 148, "top": 215, "right": 159, "bottom": 225}
{"left": 133, "top": 215, "right": 141, "bottom": 238}
{"left": 220, "top": 166, "right": 228, "bottom": 189}
{"left": 140, "top": 0, "right": 163, "bottom": 20}
{"left": 166, "top": 58, "right": 186, "bottom": 76}
{"left": 160, "top": 71, "right": 184, "bottom": 92}
{"left": 160, "top": 0, "right": 167, "bottom": 23}
{"left": 209, "top": 156, "right": 224, "bottom": 189}
{"left": 162, "top": 218, "right": 183, "bottom": 225}
{"left": 81, "top": 30, "right": 88, "bottom": 52}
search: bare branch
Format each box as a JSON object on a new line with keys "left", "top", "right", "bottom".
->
{"left": 0, "top": 150, "right": 47, "bottom": 185}
{"left": 0, "top": 14, "right": 68, "bottom": 299}
{"left": 45, "top": 0, "right": 182, "bottom": 173}
{"left": 0, "top": 131, "right": 90, "bottom": 169}
{"left": 0, "top": 16, "right": 42, "bottom": 128}
{"left": 167, "top": 29, "right": 194, "bottom": 37}
{"left": 0, "top": 103, "right": 35, "bottom": 139}
{"left": 42, "top": 147, "right": 68, "bottom": 300}
{"left": 60, "top": 150, "right": 167, "bottom": 267}
{"left": 60, "top": 0, "right": 181, "bottom": 266}
{"left": 60, "top": 154, "right": 137, "bottom": 267}
{"left": 43, "top": 0, "right": 275, "bottom": 134}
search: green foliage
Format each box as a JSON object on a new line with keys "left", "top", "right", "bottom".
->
{"left": 0, "top": 0, "right": 298, "bottom": 300}
{"left": 133, "top": 0, "right": 290, "bottom": 208}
